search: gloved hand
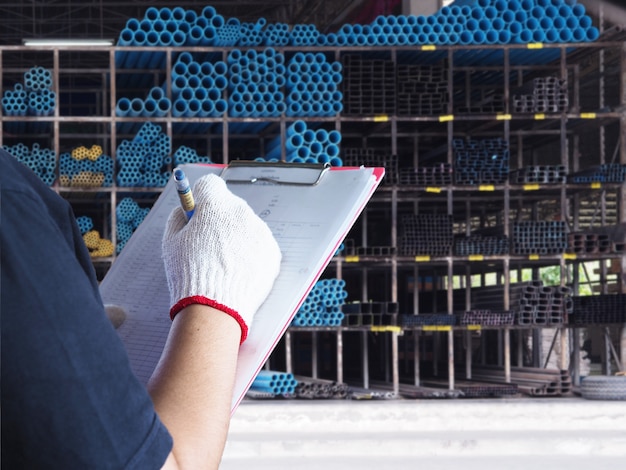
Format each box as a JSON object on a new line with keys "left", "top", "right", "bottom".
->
{"left": 161, "top": 174, "right": 282, "bottom": 343}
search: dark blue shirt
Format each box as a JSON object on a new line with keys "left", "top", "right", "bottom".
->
{"left": 1, "top": 149, "right": 172, "bottom": 468}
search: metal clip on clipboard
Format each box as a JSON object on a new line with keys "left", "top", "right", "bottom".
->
{"left": 220, "top": 161, "right": 330, "bottom": 186}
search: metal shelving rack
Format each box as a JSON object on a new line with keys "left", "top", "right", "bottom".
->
{"left": 1, "top": 35, "right": 624, "bottom": 398}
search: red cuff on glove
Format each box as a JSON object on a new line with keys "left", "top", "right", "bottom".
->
{"left": 170, "top": 296, "right": 249, "bottom": 344}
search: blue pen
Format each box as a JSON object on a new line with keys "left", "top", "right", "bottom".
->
{"left": 173, "top": 167, "right": 195, "bottom": 219}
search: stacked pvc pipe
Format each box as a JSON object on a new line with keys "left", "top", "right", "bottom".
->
{"left": 172, "top": 145, "right": 212, "bottom": 166}
{"left": 116, "top": 86, "right": 172, "bottom": 134}
{"left": 250, "top": 370, "right": 298, "bottom": 397}
{"left": 285, "top": 52, "right": 343, "bottom": 117}
{"left": 261, "top": 120, "right": 342, "bottom": 166}
{"left": 2, "top": 66, "right": 56, "bottom": 133}
{"left": 263, "top": 23, "right": 290, "bottom": 46}
{"left": 291, "top": 278, "right": 348, "bottom": 327}
{"left": 59, "top": 145, "right": 114, "bottom": 187}
{"left": 115, "top": 0, "right": 599, "bottom": 80}
{"left": 1, "top": 84, "right": 28, "bottom": 117}
{"left": 289, "top": 24, "right": 321, "bottom": 46}
{"left": 116, "top": 197, "right": 151, "bottom": 253}
{"left": 227, "top": 48, "right": 286, "bottom": 126}
{"left": 238, "top": 19, "right": 266, "bottom": 46}
{"left": 321, "top": 0, "right": 598, "bottom": 47}
{"left": 170, "top": 52, "right": 228, "bottom": 133}
{"left": 76, "top": 215, "right": 115, "bottom": 258}
{"left": 3, "top": 143, "right": 56, "bottom": 186}
{"left": 116, "top": 122, "right": 171, "bottom": 187}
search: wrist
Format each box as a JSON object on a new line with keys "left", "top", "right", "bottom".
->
{"left": 170, "top": 296, "right": 249, "bottom": 344}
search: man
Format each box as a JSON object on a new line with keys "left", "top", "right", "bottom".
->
{"left": 1, "top": 148, "right": 281, "bottom": 468}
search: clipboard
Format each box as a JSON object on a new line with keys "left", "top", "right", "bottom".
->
{"left": 99, "top": 161, "right": 384, "bottom": 412}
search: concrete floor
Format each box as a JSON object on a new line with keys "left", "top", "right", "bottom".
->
{"left": 221, "top": 396, "right": 626, "bottom": 470}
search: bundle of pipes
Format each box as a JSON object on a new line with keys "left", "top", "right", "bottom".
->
{"left": 172, "top": 145, "right": 212, "bottom": 166}
{"left": 115, "top": 197, "right": 151, "bottom": 254}
{"left": 400, "top": 313, "right": 457, "bottom": 327}
{"left": 458, "top": 309, "right": 515, "bottom": 326}
{"left": 454, "top": 233, "right": 510, "bottom": 256}
{"left": 291, "top": 278, "right": 347, "bottom": 327}
{"left": 285, "top": 52, "right": 343, "bottom": 117}
{"left": 342, "top": 301, "right": 399, "bottom": 327}
{"left": 2, "top": 143, "right": 56, "bottom": 186}
{"left": 512, "top": 75, "right": 568, "bottom": 113}
{"left": 59, "top": 145, "right": 114, "bottom": 188}
{"left": 249, "top": 370, "right": 297, "bottom": 397}
{"left": 294, "top": 377, "right": 349, "bottom": 399}
{"left": 467, "top": 365, "right": 571, "bottom": 396}
{"left": 568, "top": 164, "right": 626, "bottom": 184}
{"left": 322, "top": 0, "right": 597, "bottom": 48}
{"left": 454, "top": 138, "right": 509, "bottom": 185}
{"left": 397, "top": 64, "right": 448, "bottom": 116}
{"left": 341, "top": 55, "right": 396, "bottom": 116}
{"left": 226, "top": 47, "right": 285, "bottom": 130}
{"left": 261, "top": 120, "right": 342, "bottom": 166}
{"left": 510, "top": 164, "right": 567, "bottom": 184}
{"left": 512, "top": 220, "right": 568, "bottom": 255}
{"left": 116, "top": 0, "right": 599, "bottom": 61}
{"left": 567, "top": 232, "right": 613, "bottom": 254}
{"left": 75, "top": 215, "right": 114, "bottom": 258}
{"left": 570, "top": 294, "right": 626, "bottom": 325}
{"left": 399, "top": 213, "right": 454, "bottom": 257}
{"left": 115, "top": 122, "right": 171, "bottom": 187}
{"left": 2, "top": 66, "right": 56, "bottom": 119}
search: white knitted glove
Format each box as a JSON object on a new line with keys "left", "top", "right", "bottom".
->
{"left": 162, "top": 174, "right": 282, "bottom": 343}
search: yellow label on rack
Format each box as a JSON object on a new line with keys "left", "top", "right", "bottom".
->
{"left": 467, "top": 325, "right": 482, "bottom": 331}
{"left": 563, "top": 253, "right": 577, "bottom": 260}
{"left": 374, "top": 115, "right": 389, "bottom": 122}
{"left": 426, "top": 187, "right": 441, "bottom": 193}
{"left": 345, "top": 256, "right": 360, "bottom": 263}
{"left": 529, "top": 254, "right": 540, "bottom": 260}
{"left": 439, "top": 115, "right": 454, "bottom": 122}
{"left": 371, "top": 326, "right": 402, "bottom": 333}
{"left": 479, "top": 185, "right": 495, "bottom": 191}
{"left": 469, "top": 255, "right": 484, "bottom": 261}
{"left": 527, "top": 43, "right": 544, "bottom": 49}
{"left": 580, "top": 113, "right": 596, "bottom": 119}
{"left": 423, "top": 325, "right": 452, "bottom": 332}
{"left": 534, "top": 113, "right": 546, "bottom": 120}
{"left": 590, "top": 182, "right": 602, "bottom": 189}
{"left": 523, "top": 183, "right": 540, "bottom": 191}
{"left": 496, "top": 114, "right": 512, "bottom": 120}
{"left": 422, "top": 45, "right": 437, "bottom": 51}
{"left": 415, "top": 255, "right": 431, "bottom": 262}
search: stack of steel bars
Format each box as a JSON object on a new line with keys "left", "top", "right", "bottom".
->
{"left": 294, "top": 377, "right": 349, "bottom": 399}
{"left": 399, "top": 213, "right": 454, "bottom": 256}
{"left": 510, "top": 165, "right": 567, "bottom": 184}
{"left": 341, "top": 54, "right": 396, "bottom": 116}
{"left": 570, "top": 294, "right": 626, "bottom": 325}
{"left": 342, "top": 301, "right": 399, "bottom": 327}
{"left": 512, "top": 76, "right": 568, "bottom": 113}
{"left": 396, "top": 64, "right": 448, "bottom": 116}
{"left": 399, "top": 163, "right": 453, "bottom": 186}
{"left": 467, "top": 365, "right": 571, "bottom": 397}
{"left": 512, "top": 221, "right": 568, "bottom": 255}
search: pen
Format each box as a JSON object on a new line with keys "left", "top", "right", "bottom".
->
{"left": 173, "top": 167, "right": 195, "bottom": 219}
